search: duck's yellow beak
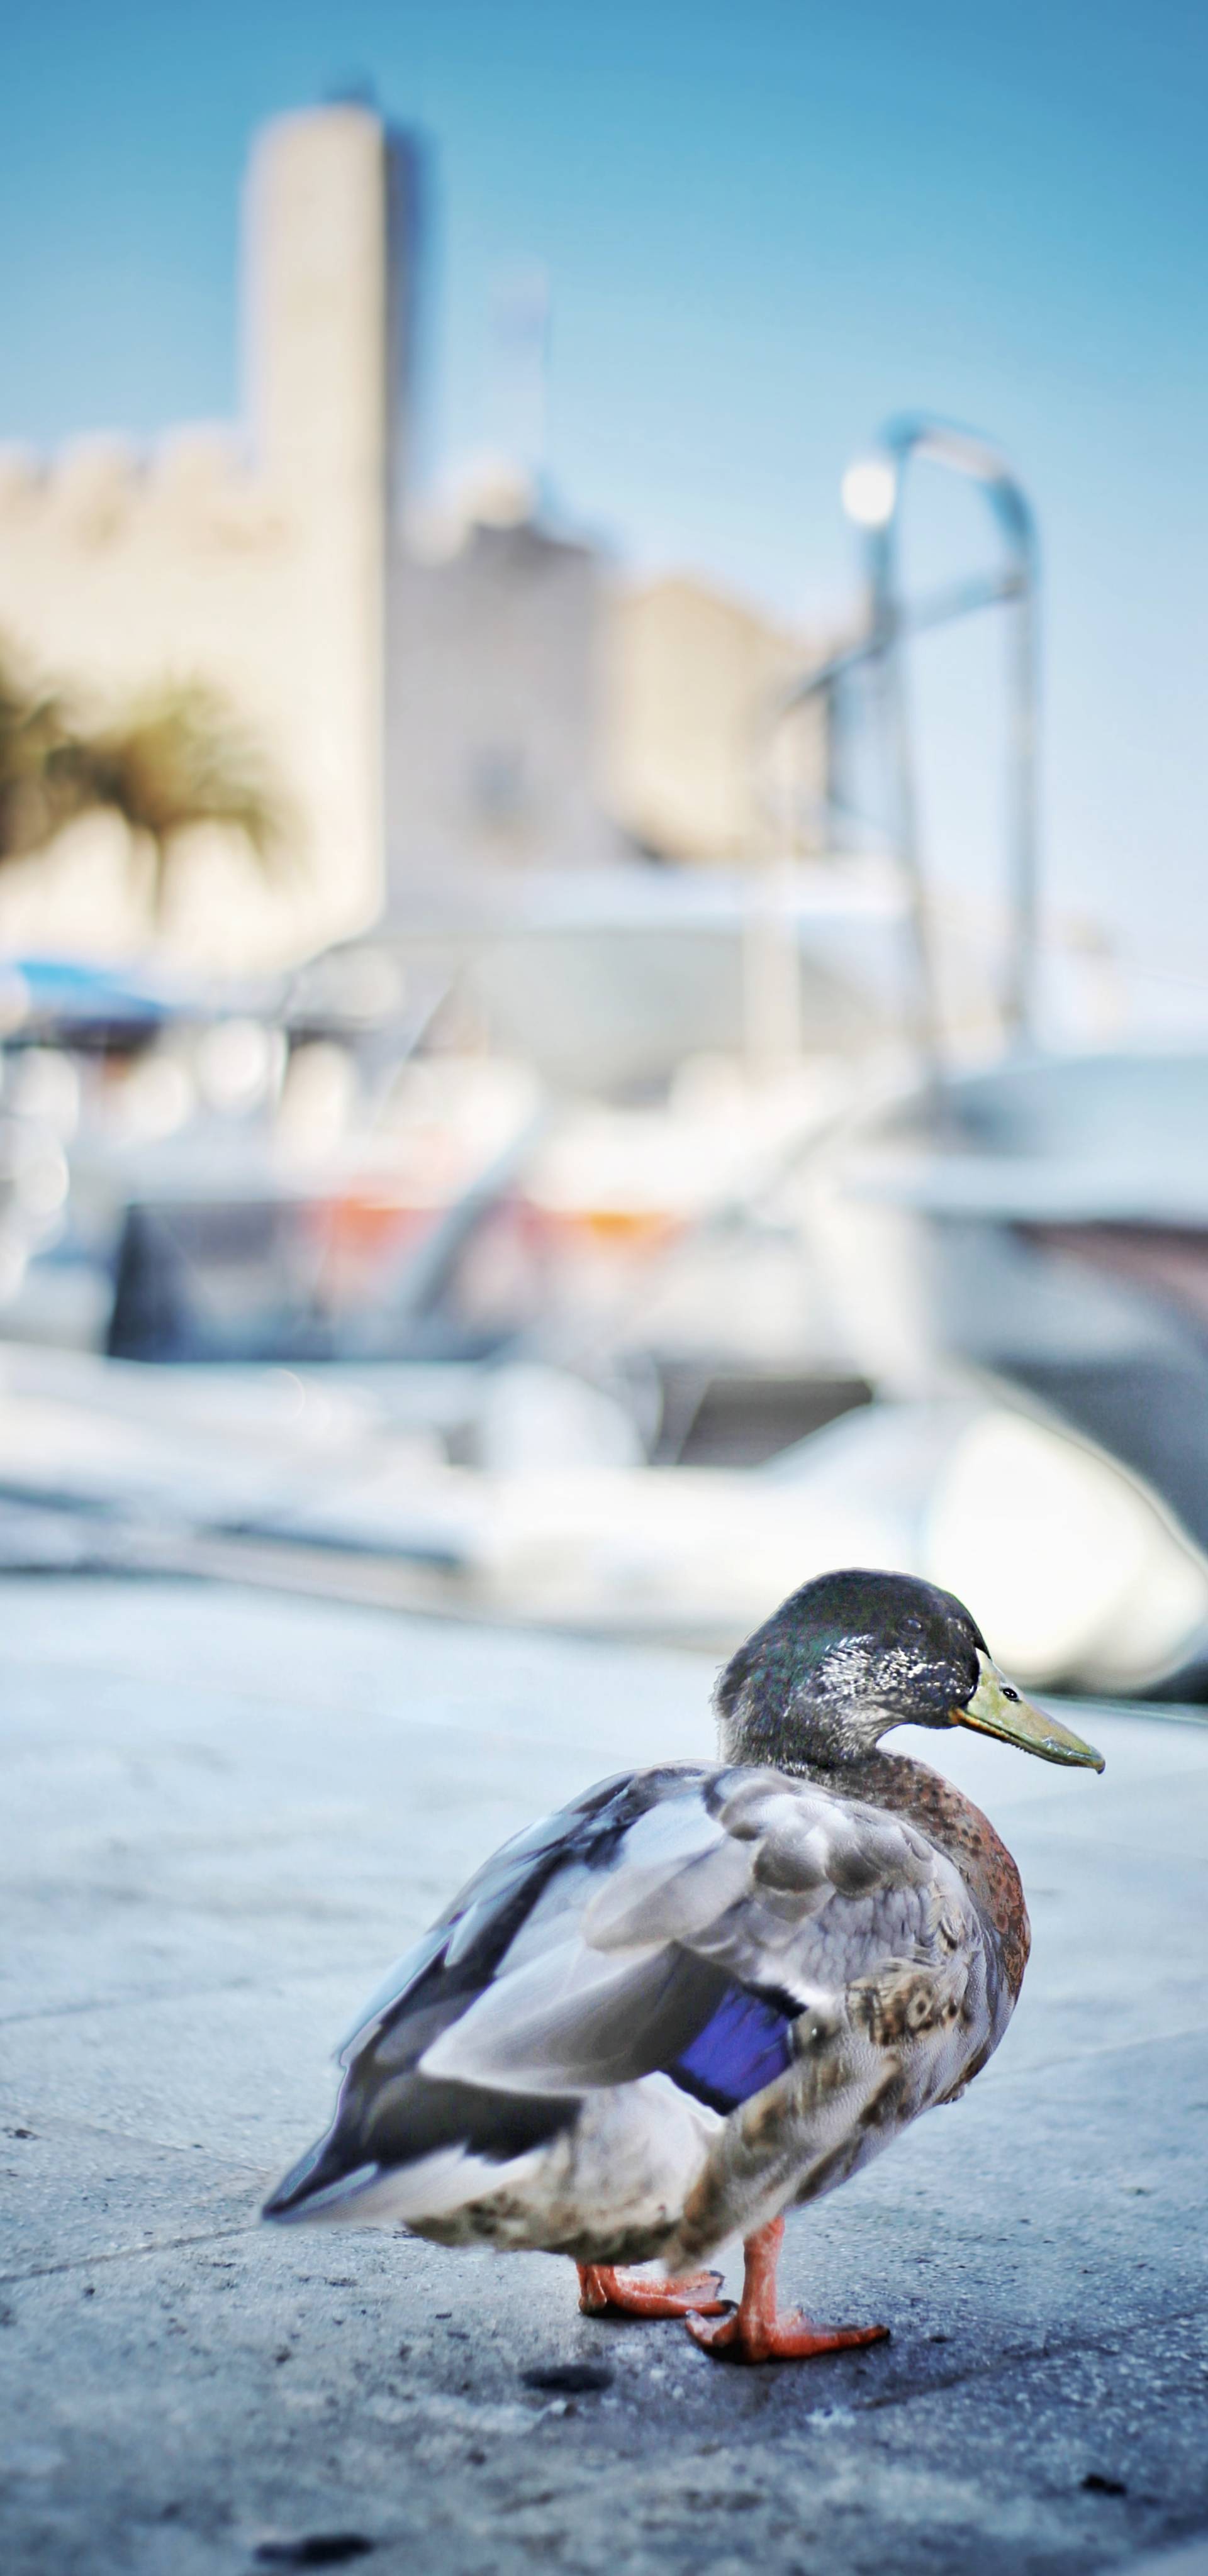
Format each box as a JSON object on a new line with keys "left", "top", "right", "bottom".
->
{"left": 954, "top": 1653, "right": 1105, "bottom": 1770}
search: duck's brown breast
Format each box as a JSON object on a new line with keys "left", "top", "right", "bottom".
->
{"left": 823, "top": 1748, "right": 1032, "bottom": 2005}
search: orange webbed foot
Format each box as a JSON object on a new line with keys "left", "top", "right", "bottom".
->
{"left": 577, "top": 2263, "right": 729, "bottom": 2319}
{"left": 685, "top": 2306, "right": 888, "bottom": 2363}
{"left": 682, "top": 2214, "right": 890, "bottom": 2363}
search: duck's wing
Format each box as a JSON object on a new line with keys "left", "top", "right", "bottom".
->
{"left": 265, "top": 1764, "right": 716, "bottom": 2218}
{"left": 333, "top": 1763, "right": 727, "bottom": 2060}
{"left": 264, "top": 1762, "right": 988, "bottom": 2224}
{"left": 333, "top": 1767, "right": 647, "bottom": 2065}
{"left": 418, "top": 1763, "right": 985, "bottom": 2104}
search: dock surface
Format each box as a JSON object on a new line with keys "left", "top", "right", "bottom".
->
{"left": 3, "top": 1577, "right": 1207, "bottom": 2575}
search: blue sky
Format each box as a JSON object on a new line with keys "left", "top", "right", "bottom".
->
{"left": 3, "top": 1, "right": 1206, "bottom": 994}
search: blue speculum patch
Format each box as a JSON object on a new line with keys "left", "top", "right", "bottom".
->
{"left": 669, "top": 1984, "right": 795, "bottom": 2113}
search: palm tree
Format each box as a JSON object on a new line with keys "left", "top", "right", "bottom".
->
{"left": 78, "top": 680, "right": 286, "bottom": 913}
{"left": 0, "top": 642, "right": 286, "bottom": 914}
{"left": 0, "top": 653, "right": 87, "bottom": 860}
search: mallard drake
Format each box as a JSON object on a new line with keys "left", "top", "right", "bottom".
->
{"left": 264, "top": 1568, "right": 1103, "bottom": 2362}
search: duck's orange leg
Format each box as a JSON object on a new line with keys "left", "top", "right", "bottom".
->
{"left": 577, "top": 2263, "right": 728, "bottom": 2319}
{"left": 685, "top": 2216, "right": 890, "bottom": 2362}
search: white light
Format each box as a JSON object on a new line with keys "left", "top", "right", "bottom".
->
{"left": 276, "top": 1040, "right": 356, "bottom": 1159}
{"left": 16, "top": 1146, "right": 69, "bottom": 1215}
{"left": 119, "top": 1056, "right": 194, "bottom": 1141}
{"left": 841, "top": 455, "right": 897, "bottom": 530}
{"left": 196, "top": 1018, "right": 275, "bottom": 1111}
{"left": 11, "top": 1048, "right": 80, "bottom": 1136}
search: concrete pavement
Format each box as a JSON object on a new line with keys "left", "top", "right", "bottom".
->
{"left": 2, "top": 1576, "right": 1207, "bottom": 2574}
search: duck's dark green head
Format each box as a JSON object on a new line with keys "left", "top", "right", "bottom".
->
{"left": 716, "top": 1568, "right": 1104, "bottom": 1774}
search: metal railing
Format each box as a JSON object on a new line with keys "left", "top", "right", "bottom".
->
{"left": 763, "top": 416, "right": 1040, "bottom": 1057}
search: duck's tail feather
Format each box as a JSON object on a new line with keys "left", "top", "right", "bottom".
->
{"left": 262, "top": 2124, "right": 381, "bottom": 2224}
{"left": 262, "top": 2071, "right": 581, "bottom": 2228}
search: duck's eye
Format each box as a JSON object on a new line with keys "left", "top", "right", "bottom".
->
{"left": 1001, "top": 1685, "right": 1020, "bottom": 1703}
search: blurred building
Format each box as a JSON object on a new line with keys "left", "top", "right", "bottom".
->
{"left": 0, "top": 101, "right": 830, "bottom": 969}
{"left": 603, "top": 574, "right": 825, "bottom": 868}
{"left": 389, "top": 486, "right": 829, "bottom": 905}
{"left": 388, "top": 497, "right": 624, "bottom": 892}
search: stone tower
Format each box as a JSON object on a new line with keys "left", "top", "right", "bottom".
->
{"left": 247, "top": 103, "right": 410, "bottom": 513}
{"left": 242, "top": 101, "right": 408, "bottom": 943}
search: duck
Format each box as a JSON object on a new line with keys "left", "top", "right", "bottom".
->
{"left": 264, "top": 1568, "right": 1103, "bottom": 2362}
